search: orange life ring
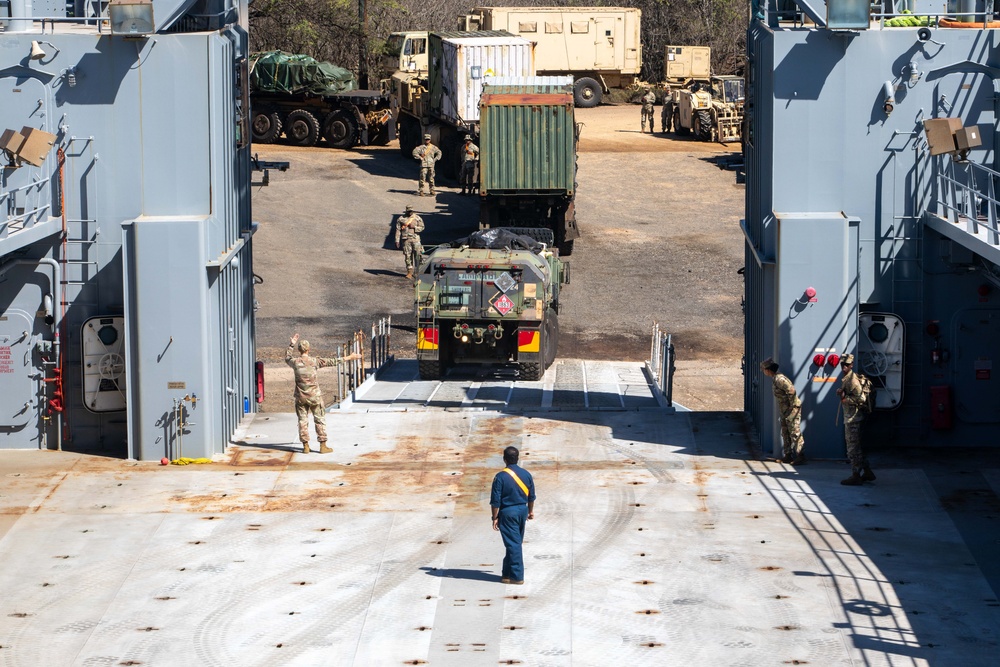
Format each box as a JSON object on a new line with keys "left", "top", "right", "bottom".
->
{"left": 937, "top": 18, "right": 1000, "bottom": 28}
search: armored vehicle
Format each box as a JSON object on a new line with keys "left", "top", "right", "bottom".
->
{"left": 415, "top": 229, "right": 569, "bottom": 380}
{"left": 458, "top": 6, "right": 643, "bottom": 108}
{"left": 250, "top": 51, "right": 394, "bottom": 149}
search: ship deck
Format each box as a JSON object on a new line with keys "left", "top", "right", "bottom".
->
{"left": 1, "top": 361, "right": 999, "bottom": 665}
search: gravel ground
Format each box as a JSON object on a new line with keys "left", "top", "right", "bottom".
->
{"left": 250, "top": 104, "right": 746, "bottom": 412}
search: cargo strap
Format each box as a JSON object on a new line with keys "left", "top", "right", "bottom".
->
{"left": 503, "top": 467, "right": 530, "bottom": 498}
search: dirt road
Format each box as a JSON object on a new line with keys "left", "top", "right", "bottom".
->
{"left": 251, "top": 104, "right": 746, "bottom": 411}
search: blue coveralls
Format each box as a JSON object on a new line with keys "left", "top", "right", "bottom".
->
{"left": 490, "top": 464, "right": 536, "bottom": 582}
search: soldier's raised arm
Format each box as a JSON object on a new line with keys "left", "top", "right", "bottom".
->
{"left": 285, "top": 334, "right": 299, "bottom": 366}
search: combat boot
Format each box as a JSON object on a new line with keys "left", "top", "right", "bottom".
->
{"left": 780, "top": 455, "right": 793, "bottom": 464}
{"left": 791, "top": 455, "right": 807, "bottom": 466}
{"left": 302, "top": 443, "right": 311, "bottom": 454}
{"left": 860, "top": 465, "right": 877, "bottom": 481}
{"left": 460, "top": 187, "right": 466, "bottom": 195}
{"left": 405, "top": 271, "right": 413, "bottom": 279}
{"left": 841, "top": 470, "right": 863, "bottom": 486}
{"left": 319, "top": 443, "right": 332, "bottom": 454}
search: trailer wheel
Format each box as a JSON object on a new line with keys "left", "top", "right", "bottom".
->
{"left": 251, "top": 110, "right": 282, "bottom": 144}
{"left": 696, "top": 110, "right": 713, "bottom": 141}
{"left": 285, "top": 109, "right": 320, "bottom": 147}
{"left": 557, "top": 239, "right": 574, "bottom": 256}
{"left": 519, "top": 362, "right": 541, "bottom": 381}
{"left": 419, "top": 360, "right": 442, "bottom": 380}
{"left": 574, "top": 77, "right": 602, "bottom": 108}
{"left": 323, "top": 111, "right": 357, "bottom": 149}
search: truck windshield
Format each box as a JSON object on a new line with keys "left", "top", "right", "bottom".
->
{"left": 722, "top": 79, "right": 744, "bottom": 102}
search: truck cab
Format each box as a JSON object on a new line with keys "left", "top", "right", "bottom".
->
{"left": 384, "top": 31, "right": 430, "bottom": 75}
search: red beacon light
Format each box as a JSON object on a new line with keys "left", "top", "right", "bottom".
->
{"left": 827, "top": 353, "right": 841, "bottom": 367}
{"left": 813, "top": 353, "right": 826, "bottom": 366}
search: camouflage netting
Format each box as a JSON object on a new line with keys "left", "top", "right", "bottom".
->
{"left": 249, "top": 51, "right": 357, "bottom": 95}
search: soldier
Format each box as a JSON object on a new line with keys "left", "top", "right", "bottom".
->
{"left": 285, "top": 333, "right": 361, "bottom": 454}
{"left": 395, "top": 204, "right": 425, "bottom": 279}
{"left": 660, "top": 86, "right": 674, "bottom": 133}
{"left": 412, "top": 133, "right": 442, "bottom": 196}
{"left": 640, "top": 87, "right": 656, "bottom": 133}
{"left": 459, "top": 136, "right": 479, "bottom": 195}
{"left": 836, "top": 353, "right": 876, "bottom": 485}
{"left": 760, "top": 358, "right": 805, "bottom": 465}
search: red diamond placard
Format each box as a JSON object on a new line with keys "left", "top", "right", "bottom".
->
{"left": 492, "top": 293, "right": 515, "bottom": 315}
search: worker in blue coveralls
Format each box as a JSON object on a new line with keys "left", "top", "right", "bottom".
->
{"left": 490, "top": 445, "right": 536, "bottom": 585}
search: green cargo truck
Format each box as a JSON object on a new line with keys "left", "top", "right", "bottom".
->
{"left": 478, "top": 77, "right": 581, "bottom": 255}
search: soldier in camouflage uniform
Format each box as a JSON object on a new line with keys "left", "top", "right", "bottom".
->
{"left": 836, "top": 353, "right": 876, "bottom": 485}
{"left": 413, "top": 133, "right": 442, "bottom": 196}
{"left": 285, "top": 333, "right": 361, "bottom": 454}
{"left": 459, "top": 136, "right": 479, "bottom": 195}
{"left": 395, "top": 204, "right": 425, "bottom": 279}
{"left": 760, "top": 358, "right": 805, "bottom": 465}
{"left": 640, "top": 87, "right": 656, "bottom": 133}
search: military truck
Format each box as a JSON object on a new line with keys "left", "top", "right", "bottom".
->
{"left": 391, "top": 32, "right": 534, "bottom": 177}
{"left": 458, "top": 6, "right": 642, "bottom": 108}
{"left": 661, "top": 46, "right": 744, "bottom": 143}
{"left": 415, "top": 229, "right": 569, "bottom": 381}
{"left": 250, "top": 51, "right": 394, "bottom": 149}
{"left": 478, "top": 77, "right": 580, "bottom": 256}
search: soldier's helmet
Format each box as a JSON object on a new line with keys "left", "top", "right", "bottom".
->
{"left": 298, "top": 340, "right": 310, "bottom": 353}
{"left": 840, "top": 353, "right": 854, "bottom": 367}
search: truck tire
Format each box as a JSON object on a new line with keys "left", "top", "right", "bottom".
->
{"left": 398, "top": 115, "right": 421, "bottom": 157}
{"left": 543, "top": 310, "right": 559, "bottom": 370}
{"left": 251, "top": 110, "right": 282, "bottom": 144}
{"left": 285, "top": 109, "right": 320, "bottom": 147}
{"left": 500, "top": 227, "right": 555, "bottom": 246}
{"left": 696, "top": 110, "right": 713, "bottom": 141}
{"left": 519, "top": 362, "right": 541, "bottom": 381}
{"left": 673, "top": 109, "right": 689, "bottom": 136}
{"left": 419, "top": 360, "right": 442, "bottom": 380}
{"left": 574, "top": 77, "right": 602, "bottom": 108}
{"left": 323, "top": 111, "right": 357, "bottom": 150}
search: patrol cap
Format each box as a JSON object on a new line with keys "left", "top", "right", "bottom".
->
{"left": 840, "top": 353, "right": 854, "bottom": 367}
{"left": 760, "top": 357, "right": 777, "bottom": 372}
{"left": 423, "top": 133, "right": 431, "bottom": 140}
{"left": 404, "top": 205, "right": 413, "bottom": 213}
{"left": 298, "top": 340, "right": 310, "bottom": 353}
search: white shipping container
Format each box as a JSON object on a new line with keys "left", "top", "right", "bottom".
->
{"left": 434, "top": 36, "right": 535, "bottom": 125}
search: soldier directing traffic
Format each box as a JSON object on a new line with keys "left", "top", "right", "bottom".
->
{"left": 460, "top": 135, "right": 479, "bottom": 195}
{"left": 640, "top": 87, "right": 656, "bottom": 133}
{"left": 395, "top": 204, "right": 425, "bottom": 280}
{"left": 836, "top": 353, "right": 876, "bottom": 485}
{"left": 760, "top": 358, "right": 805, "bottom": 465}
{"left": 412, "top": 133, "right": 442, "bottom": 196}
{"left": 285, "top": 333, "right": 361, "bottom": 454}
{"left": 490, "top": 446, "right": 535, "bottom": 585}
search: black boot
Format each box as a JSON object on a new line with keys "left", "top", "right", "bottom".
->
{"left": 860, "top": 464, "right": 876, "bottom": 481}
{"left": 841, "top": 469, "right": 863, "bottom": 486}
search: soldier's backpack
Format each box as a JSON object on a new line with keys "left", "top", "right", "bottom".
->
{"left": 857, "top": 374, "right": 876, "bottom": 413}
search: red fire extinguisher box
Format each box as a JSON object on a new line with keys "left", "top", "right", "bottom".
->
{"left": 930, "top": 385, "right": 953, "bottom": 429}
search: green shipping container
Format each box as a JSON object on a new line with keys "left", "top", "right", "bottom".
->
{"left": 479, "top": 81, "right": 577, "bottom": 195}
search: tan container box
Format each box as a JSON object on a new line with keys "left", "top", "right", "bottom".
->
{"left": 923, "top": 117, "right": 962, "bottom": 156}
{"left": 955, "top": 125, "right": 982, "bottom": 151}
{"left": 0, "top": 129, "right": 26, "bottom": 155}
{"left": 18, "top": 126, "right": 57, "bottom": 166}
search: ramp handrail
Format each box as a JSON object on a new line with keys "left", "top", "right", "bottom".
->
{"left": 934, "top": 158, "right": 1000, "bottom": 248}
{"left": 648, "top": 323, "right": 676, "bottom": 408}
{"left": 335, "top": 315, "right": 393, "bottom": 401}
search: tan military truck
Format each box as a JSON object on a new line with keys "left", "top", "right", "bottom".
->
{"left": 661, "top": 45, "right": 744, "bottom": 143}
{"left": 458, "top": 6, "right": 642, "bottom": 108}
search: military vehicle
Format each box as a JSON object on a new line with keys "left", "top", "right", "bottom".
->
{"left": 458, "top": 6, "right": 643, "bottom": 108}
{"left": 661, "top": 45, "right": 744, "bottom": 143}
{"left": 415, "top": 229, "right": 569, "bottom": 381}
{"left": 478, "top": 77, "right": 581, "bottom": 256}
{"left": 250, "top": 51, "right": 394, "bottom": 149}
{"left": 391, "top": 32, "right": 534, "bottom": 177}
